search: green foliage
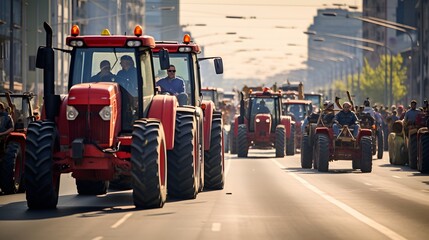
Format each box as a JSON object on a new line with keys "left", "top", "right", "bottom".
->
{"left": 358, "top": 54, "right": 407, "bottom": 105}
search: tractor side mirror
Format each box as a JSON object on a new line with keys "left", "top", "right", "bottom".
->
{"left": 158, "top": 48, "right": 170, "bottom": 70}
{"left": 214, "top": 58, "right": 223, "bottom": 74}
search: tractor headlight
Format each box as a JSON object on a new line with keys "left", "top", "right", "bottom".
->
{"left": 66, "top": 105, "right": 79, "bottom": 120}
{"left": 256, "top": 118, "right": 260, "bottom": 123}
{"left": 99, "top": 106, "right": 112, "bottom": 121}
{"left": 265, "top": 118, "right": 270, "bottom": 123}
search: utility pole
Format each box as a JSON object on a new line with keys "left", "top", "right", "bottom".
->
{"left": 9, "top": 0, "right": 14, "bottom": 91}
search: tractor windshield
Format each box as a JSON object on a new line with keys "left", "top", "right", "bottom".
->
{"left": 153, "top": 53, "right": 198, "bottom": 105}
{"left": 249, "top": 97, "right": 280, "bottom": 132}
{"left": 70, "top": 48, "right": 155, "bottom": 98}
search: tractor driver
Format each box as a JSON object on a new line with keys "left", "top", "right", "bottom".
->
{"left": 333, "top": 101, "right": 360, "bottom": 137}
{"left": 257, "top": 99, "right": 271, "bottom": 114}
{"left": 116, "top": 55, "right": 138, "bottom": 96}
{"left": 156, "top": 65, "right": 187, "bottom": 105}
{"left": 91, "top": 60, "right": 115, "bottom": 82}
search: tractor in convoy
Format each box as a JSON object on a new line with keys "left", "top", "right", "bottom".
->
{"left": 152, "top": 35, "right": 225, "bottom": 192}
{"left": 27, "top": 22, "right": 175, "bottom": 209}
{"left": 311, "top": 97, "right": 373, "bottom": 173}
{"left": 231, "top": 87, "right": 295, "bottom": 157}
{"left": 0, "top": 92, "right": 37, "bottom": 194}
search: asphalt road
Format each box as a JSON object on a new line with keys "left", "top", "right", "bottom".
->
{"left": 1, "top": 149, "right": 428, "bottom": 240}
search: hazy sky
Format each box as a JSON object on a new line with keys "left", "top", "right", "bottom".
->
{"left": 180, "top": 0, "right": 362, "bottom": 81}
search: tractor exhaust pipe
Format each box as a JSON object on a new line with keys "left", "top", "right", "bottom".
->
{"left": 36, "top": 22, "right": 56, "bottom": 121}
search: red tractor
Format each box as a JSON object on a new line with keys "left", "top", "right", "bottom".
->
{"left": 152, "top": 35, "right": 225, "bottom": 192}
{"left": 0, "top": 92, "right": 37, "bottom": 194}
{"left": 26, "top": 23, "right": 177, "bottom": 209}
{"left": 232, "top": 88, "right": 295, "bottom": 157}
{"left": 312, "top": 110, "right": 373, "bottom": 173}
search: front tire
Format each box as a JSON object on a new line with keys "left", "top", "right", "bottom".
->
{"left": 0, "top": 142, "right": 23, "bottom": 194}
{"left": 360, "top": 136, "right": 373, "bottom": 173}
{"left": 300, "top": 135, "right": 313, "bottom": 168}
{"left": 131, "top": 119, "right": 167, "bottom": 208}
{"left": 237, "top": 124, "right": 248, "bottom": 158}
{"left": 377, "top": 129, "right": 384, "bottom": 159}
{"left": 275, "top": 125, "right": 286, "bottom": 158}
{"left": 25, "top": 121, "right": 60, "bottom": 209}
{"left": 286, "top": 124, "right": 295, "bottom": 156}
{"left": 408, "top": 133, "right": 417, "bottom": 169}
{"left": 204, "top": 113, "right": 224, "bottom": 190}
{"left": 418, "top": 131, "right": 429, "bottom": 173}
{"left": 316, "top": 134, "right": 329, "bottom": 172}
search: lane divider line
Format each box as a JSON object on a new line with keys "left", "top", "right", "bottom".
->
{"left": 111, "top": 213, "right": 133, "bottom": 229}
{"left": 271, "top": 159, "right": 407, "bottom": 240}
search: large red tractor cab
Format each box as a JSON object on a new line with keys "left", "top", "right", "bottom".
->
{"left": 232, "top": 87, "right": 295, "bottom": 158}
{"left": 26, "top": 22, "right": 174, "bottom": 209}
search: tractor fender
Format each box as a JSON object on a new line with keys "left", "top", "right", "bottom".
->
{"left": 5, "top": 132, "right": 27, "bottom": 155}
{"left": 148, "top": 95, "right": 178, "bottom": 150}
{"left": 280, "top": 115, "right": 293, "bottom": 138}
{"left": 315, "top": 126, "right": 330, "bottom": 136}
{"left": 202, "top": 100, "right": 215, "bottom": 151}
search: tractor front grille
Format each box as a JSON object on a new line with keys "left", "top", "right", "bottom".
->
{"left": 69, "top": 105, "right": 110, "bottom": 145}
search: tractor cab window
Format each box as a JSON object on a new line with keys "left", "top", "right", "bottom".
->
{"left": 71, "top": 48, "right": 140, "bottom": 96}
{"left": 286, "top": 104, "right": 307, "bottom": 122}
{"left": 249, "top": 97, "right": 276, "bottom": 131}
{"left": 153, "top": 53, "right": 193, "bottom": 105}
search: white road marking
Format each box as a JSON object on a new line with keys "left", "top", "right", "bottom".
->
{"left": 225, "top": 154, "right": 232, "bottom": 177}
{"left": 211, "top": 222, "right": 222, "bottom": 232}
{"left": 272, "top": 159, "right": 407, "bottom": 240}
{"left": 92, "top": 237, "right": 103, "bottom": 240}
{"left": 392, "top": 175, "right": 401, "bottom": 179}
{"left": 364, "top": 182, "right": 373, "bottom": 186}
{"left": 111, "top": 213, "right": 133, "bottom": 229}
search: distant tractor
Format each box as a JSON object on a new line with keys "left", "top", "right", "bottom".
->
{"left": 0, "top": 92, "right": 37, "bottom": 194}
{"left": 231, "top": 88, "right": 295, "bottom": 157}
{"left": 25, "top": 22, "right": 175, "bottom": 209}
{"left": 313, "top": 117, "right": 373, "bottom": 173}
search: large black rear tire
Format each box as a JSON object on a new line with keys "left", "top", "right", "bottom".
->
{"left": 131, "top": 119, "right": 167, "bottom": 208}
{"left": 25, "top": 121, "right": 60, "bottom": 209}
{"left": 167, "top": 112, "right": 198, "bottom": 199}
{"left": 204, "top": 113, "right": 224, "bottom": 190}
{"left": 0, "top": 142, "right": 23, "bottom": 194}
{"left": 275, "top": 125, "right": 286, "bottom": 158}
